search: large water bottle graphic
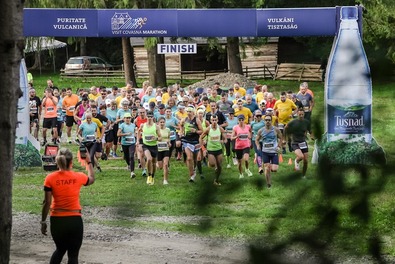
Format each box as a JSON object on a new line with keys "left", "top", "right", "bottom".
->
{"left": 326, "top": 6, "right": 372, "bottom": 143}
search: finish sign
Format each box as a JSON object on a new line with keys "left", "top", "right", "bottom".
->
{"left": 157, "top": 43, "right": 197, "bottom": 54}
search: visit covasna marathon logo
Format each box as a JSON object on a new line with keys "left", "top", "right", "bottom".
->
{"left": 111, "top": 13, "right": 147, "bottom": 31}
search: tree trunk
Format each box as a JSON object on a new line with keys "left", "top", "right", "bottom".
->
{"left": 147, "top": 38, "right": 167, "bottom": 87}
{"left": 29, "top": 52, "right": 41, "bottom": 70}
{"left": 79, "top": 38, "right": 87, "bottom": 56}
{"left": 122, "top": 37, "right": 137, "bottom": 87}
{"left": 0, "top": 1, "right": 24, "bottom": 263}
{"left": 227, "top": 37, "right": 243, "bottom": 74}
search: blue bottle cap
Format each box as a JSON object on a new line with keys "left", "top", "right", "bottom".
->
{"left": 341, "top": 6, "right": 358, "bottom": 20}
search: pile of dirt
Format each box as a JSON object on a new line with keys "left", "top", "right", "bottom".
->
{"left": 187, "top": 73, "right": 257, "bottom": 90}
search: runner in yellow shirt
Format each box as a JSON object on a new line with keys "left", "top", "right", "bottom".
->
{"left": 233, "top": 83, "right": 246, "bottom": 97}
{"left": 234, "top": 99, "right": 253, "bottom": 124}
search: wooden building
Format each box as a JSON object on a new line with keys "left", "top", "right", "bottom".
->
{"left": 130, "top": 37, "right": 279, "bottom": 79}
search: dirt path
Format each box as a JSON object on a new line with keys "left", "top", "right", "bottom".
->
{"left": 10, "top": 212, "right": 248, "bottom": 264}
{"left": 10, "top": 210, "right": 391, "bottom": 264}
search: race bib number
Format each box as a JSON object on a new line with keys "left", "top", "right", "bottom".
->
{"left": 170, "top": 131, "right": 176, "bottom": 137}
{"left": 125, "top": 136, "right": 135, "bottom": 144}
{"left": 264, "top": 143, "right": 274, "bottom": 148}
{"left": 304, "top": 106, "right": 310, "bottom": 112}
{"left": 57, "top": 112, "right": 61, "bottom": 118}
{"left": 239, "top": 134, "right": 249, "bottom": 140}
{"left": 144, "top": 135, "right": 155, "bottom": 142}
{"left": 298, "top": 142, "right": 307, "bottom": 149}
{"left": 85, "top": 134, "right": 95, "bottom": 141}
{"left": 210, "top": 136, "right": 220, "bottom": 142}
{"left": 194, "top": 144, "right": 201, "bottom": 151}
{"left": 31, "top": 107, "right": 37, "bottom": 114}
{"left": 47, "top": 107, "right": 54, "bottom": 112}
{"left": 68, "top": 106, "right": 75, "bottom": 111}
{"left": 158, "top": 142, "right": 169, "bottom": 151}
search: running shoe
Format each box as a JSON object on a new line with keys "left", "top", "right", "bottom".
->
{"left": 163, "top": 180, "right": 169, "bottom": 185}
{"left": 233, "top": 158, "right": 238, "bottom": 166}
{"left": 41, "top": 140, "right": 47, "bottom": 146}
{"left": 246, "top": 169, "right": 253, "bottom": 177}
{"left": 239, "top": 173, "right": 244, "bottom": 179}
{"left": 130, "top": 172, "right": 136, "bottom": 179}
{"left": 142, "top": 169, "right": 147, "bottom": 177}
{"left": 226, "top": 164, "right": 231, "bottom": 169}
{"left": 146, "top": 176, "right": 153, "bottom": 184}
{"left": 258, "top": 167, "right": 264, "bottom": 174}
{"left": 267, "top": 184, "right": 272, "bottom": 189}
{"left": 112, "top": 153, "right": 119, "bottom": 158}
{"left": 97, "top": 166, "right": 102, "bottom": 172}
{"left": 213, "top": 181, "right": 221, "bottom": 186}
{"left": 294, "top": 159, "right": 300, "bottom": 171}
{"left": 189, "top": 173, "right": 196, "bottom": 183}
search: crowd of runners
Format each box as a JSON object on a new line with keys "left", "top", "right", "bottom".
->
{"left": 29, "top": 79, "right": 315, "bottom": 187}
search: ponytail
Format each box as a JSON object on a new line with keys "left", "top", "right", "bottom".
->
{"left": 56, "top": 148, "right": 73, "bottom": 170}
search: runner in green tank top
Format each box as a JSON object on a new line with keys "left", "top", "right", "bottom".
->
{"left": 138, "top": 111, "right": 162, "bottom": 185}
{"left": 156, "top": 117, "right": 171, "bottom": 185}
{"left": 199, "top": 114, "right": 226, "bottom": 186}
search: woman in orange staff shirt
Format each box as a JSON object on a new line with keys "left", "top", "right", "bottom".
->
{"left": 41, "top": 148, "right": 95, "bottom": 264}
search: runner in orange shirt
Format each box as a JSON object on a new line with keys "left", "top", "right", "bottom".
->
{"left": 42, "top": 88, "right": 59, "bottom": 145}
{"left": 62, "top": 88, "right": 79, "bottom": 144}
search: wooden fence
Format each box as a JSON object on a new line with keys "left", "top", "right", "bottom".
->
{"left": 274, "top": 63, "right": 323, "bottom": 82}
{"left": 60, "top": 64, "right": 277, "bottom": 82}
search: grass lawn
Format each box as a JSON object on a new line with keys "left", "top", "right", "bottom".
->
{"left": 14, "top": 75, "right": 395, "bottom": 257}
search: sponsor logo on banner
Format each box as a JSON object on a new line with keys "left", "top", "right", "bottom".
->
{"left": 111, "top": 12, "right": 167, "bottom": 35}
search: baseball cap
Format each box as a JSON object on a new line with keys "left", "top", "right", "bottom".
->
{"left": 228, "top": 108, "right": 235, "bottom": 114}
{"left": 123, "top": 112, "right": 132, "bottom": 118}
{"left": 260, "top": 100, "right": 267, "bottom": 105}
{"left": 121, "top": 98, "right": 129, "bottom": 106}
{"left": 143, "top": 102, "right": 149, "bottom": 110}
{"left": 158, "top": 103, "right": 165, "bottom": 109}
{"left": 254, "top": 110, "right": 263, "bottom": 116}
{"left": 266, "top": 108, "right": 274, "bottom": 112}
{"left": 105, "top": 99, "right": 112, "bottom": 105}
{"left": 238, "top": 114, "right": 245, "bottom": 120}
{"left": 149, "top": 101, "right": 156, "bottom": 108}
{"left": 156, "top": 96, "right": 162, "bottom": 102}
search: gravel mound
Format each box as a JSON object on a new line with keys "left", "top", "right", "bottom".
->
{"left": 187, "top": 73, "right": 257, "bottom": 90}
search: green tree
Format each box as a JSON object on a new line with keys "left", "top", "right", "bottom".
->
{"left": 360, "top": 0, "right": 395, "bottom": 63}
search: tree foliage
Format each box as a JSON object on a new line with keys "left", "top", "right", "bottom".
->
{"left": 360, "top": 0, "right": 395, "bottom": 63}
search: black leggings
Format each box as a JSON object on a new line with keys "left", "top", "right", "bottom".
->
{"left": 224, "top": 139, "right": 235, "bottom": 157}
{"left": 169, "top": 140, "right": 176, "bottom": 158}
{"left": 50, "top": 216, "right": 83, "bottom": 264}
{"left": 86, "top": 143, "right": 97, "bottom": 167}
{"left": 122, "top": 144, "right": 136, "bottom": 171}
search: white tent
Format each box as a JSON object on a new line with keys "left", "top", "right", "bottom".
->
{"left": 24, "top": 37, "right": 68, "bottom": 74}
